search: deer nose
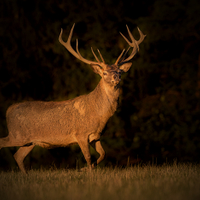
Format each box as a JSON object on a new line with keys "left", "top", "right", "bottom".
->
{"left": 113, "top": 74, "right": 121, "bottom": 85}
{"left": 113, "top": 74, "right": 121, "bottom": 81}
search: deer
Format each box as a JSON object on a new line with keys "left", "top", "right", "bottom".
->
{"left": 0, "top": 23, "right": 146, "bottom": 173}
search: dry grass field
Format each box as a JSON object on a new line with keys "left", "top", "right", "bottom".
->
{"left": 0, "top": 163, "right": 200, "bottom": 200}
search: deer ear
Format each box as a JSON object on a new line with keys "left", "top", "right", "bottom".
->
{"left": 90, "top": 64, "right": 103, "bottom": 76}
{"left": 119, "top": 62, "right": 132, "bottom": 72}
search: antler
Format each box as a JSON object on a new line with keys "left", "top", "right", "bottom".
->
{"left": 115, "top": 25, "right": 146, "bottom": 65}
{"left": 59, "top": 23, "right": 105, "bottom": 68}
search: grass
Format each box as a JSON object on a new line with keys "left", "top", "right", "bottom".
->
{"left": 0, "top": 163, "right": 200, "bottom": 200}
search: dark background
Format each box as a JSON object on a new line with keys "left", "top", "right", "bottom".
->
{"left": 0, "top": 0, "right": 200, "bottom": 170}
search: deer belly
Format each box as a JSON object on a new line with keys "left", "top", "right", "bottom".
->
{"left": 33, "top": 133, "right": 77, "bottom": 149}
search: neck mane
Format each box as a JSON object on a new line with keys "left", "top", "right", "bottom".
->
{"left": 93, "top": 79, "right": 120, "bottom": 115}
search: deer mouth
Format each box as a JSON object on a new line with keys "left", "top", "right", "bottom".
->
{"left": 112, "top": 80, "right": 120, "bottom": 86}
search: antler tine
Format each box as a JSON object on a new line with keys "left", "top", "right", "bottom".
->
{"left": 59, "top": 23, "right": 104, "bottom": 67}
{"left": 117, "top": 25, "right": 146, "bottom": 65}
{"left": 117, "top": 47, "right": 131, "bottom": 64}
{"left": 91, "top": 47, "right": 100, "bottom": 63}
{"left": 97, "top": 49, "right": 105, "bottom": 64}
{"left": 75, "top": 39, "right": 100, "bottom": 65}
{"left": 126, "top": 25, "right": 139, "bottom": 51}
{"left": 75, "top": 38, "right": 82, "bottom": 59}
{"left": 137, "top": 27, "right": 146, "bottom": 45}
{"left": 59, "top": 24, "right": 80, "bottom": 60}
{"left": 120, "top": 32, "right": 132, "bottom": 46}
{"left": 114, "top": 49, "right": 125, "bottom": 65}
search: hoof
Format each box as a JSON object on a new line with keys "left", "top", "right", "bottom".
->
{"left": 79, "top": 166, "right": 92, "bottom": 172}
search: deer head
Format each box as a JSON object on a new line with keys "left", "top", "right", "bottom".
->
{"left": 59, "top": 24, "right": 146, "bottom": 87}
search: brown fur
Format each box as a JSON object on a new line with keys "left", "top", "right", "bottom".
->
{"left": 0, "top": 24, "right": 145, "bottom": 173}
{"left": 0, "top": 67, "right": 125, "bottom": 173}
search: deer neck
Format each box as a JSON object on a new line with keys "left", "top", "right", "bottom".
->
{"left": 98, "top": 79, "right": 120, "bottom": 114}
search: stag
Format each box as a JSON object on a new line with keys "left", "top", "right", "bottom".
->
{"left": 0, "top": 24, "right": 145, "bottom": 173}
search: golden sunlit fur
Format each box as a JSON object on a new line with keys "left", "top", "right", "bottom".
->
{"left": 0, "top": 24, "right": 145, "bottom": 173}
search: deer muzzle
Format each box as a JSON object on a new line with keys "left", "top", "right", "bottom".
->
{"left": 112, "top": 74, "right": 121, "bottom": 85}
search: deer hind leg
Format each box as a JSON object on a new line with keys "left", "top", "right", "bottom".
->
{"left": 90, "top": 140, "right": 105, "bottom": 168}
{"left": 14, "top": 145, "right": 35, "bottom": 173}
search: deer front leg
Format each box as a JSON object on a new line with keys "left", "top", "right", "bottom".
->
{"left": 77, "top": 138, "right": 92, "bottom": 170}
{"left": 90, "top": 140, "right": 105, "bottom": 168}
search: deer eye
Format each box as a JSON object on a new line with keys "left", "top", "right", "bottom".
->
{"left": 103, "top": 71, "right": 108, "bottom": 76}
